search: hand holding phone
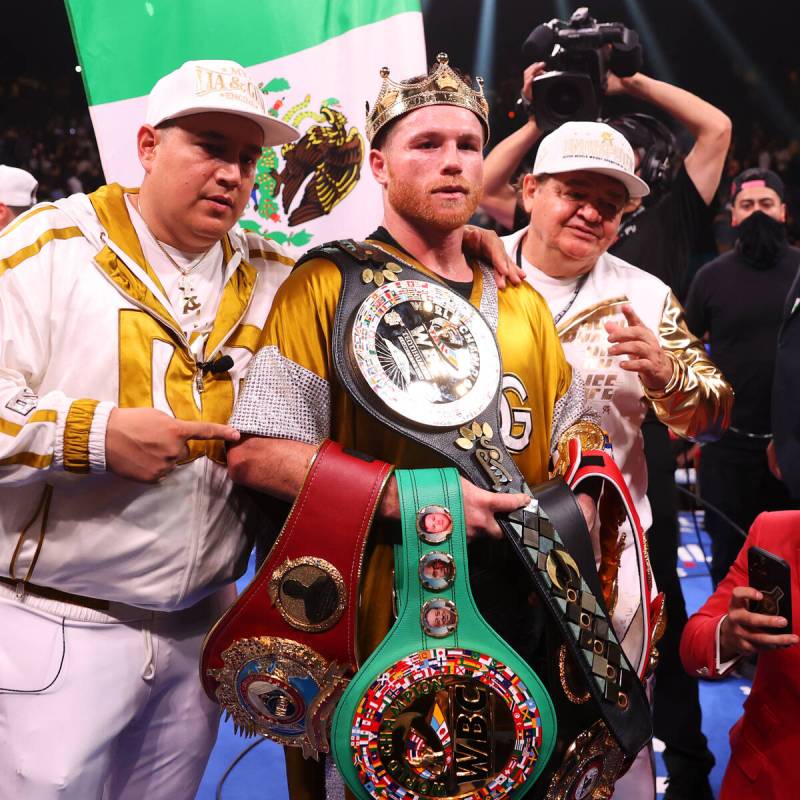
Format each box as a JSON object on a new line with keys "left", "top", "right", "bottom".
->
{"left": 720, "top": 588, "right": 798, "bottom": 662}
{"left": 748, "top": 546, "right": 792, "bottom": 635}
{"left": 717, "top": 548, "right": 798, "bottom": 662}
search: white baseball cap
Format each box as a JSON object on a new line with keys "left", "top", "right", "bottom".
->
{"left": 145, "top": 60, "right": 299, "bottom": 147}
{"left": 0, "top": 165, "right": 38, "bottom": 207}
{"left": 533, "top": 121, "right": 650, "bottom": 198}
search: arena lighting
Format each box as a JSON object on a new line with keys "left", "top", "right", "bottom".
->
{"left": 473, "top": 0, "right": 497, "bottom": 91}
{"left": 621, "top": 0, "right": 676, "bottom": 83}
{"left": 554, "top": 0, "right": 572, "bottom": 21}
{"left": 688, "top": 0, "right": 799, "bottom": 136}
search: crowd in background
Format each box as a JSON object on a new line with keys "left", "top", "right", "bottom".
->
{"left": 0, "top": 75, "right": 103, "bottom": 202}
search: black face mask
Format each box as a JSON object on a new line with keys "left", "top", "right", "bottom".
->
{"left": 736, "top": 210, "right": 787, "bottom": 269}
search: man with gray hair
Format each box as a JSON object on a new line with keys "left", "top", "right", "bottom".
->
{"left": 0, "top": 164, "right": 38, "bottom": 230}
{"left": 503, "top": 120, "right": 733, "bottom": 799}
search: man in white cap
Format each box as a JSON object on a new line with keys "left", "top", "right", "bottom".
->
{"left": 0, "top": 164, "right": 38, "bottom": 230}
{"left": 502, "top": 120, "right": 733, "bottom": 799}
{"left": 0, "top": 60, "right": 299, "bottom": 800}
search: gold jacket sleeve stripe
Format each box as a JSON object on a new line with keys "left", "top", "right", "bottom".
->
{"left": 646, "top": 291, "right": 733, "bottom": 441}
{"left": 248, "top": 247, "right": 294, "bottom": 268}
{"left": 0, "top": 226, "right": 84, "bottom": 274}
{"left": 63, "top": 399, "right": 100, "bottom": 474}
{"left": 0, "top": 410, "right": 58, "bottom": 438}
{"left": 0, "top": 204, "right": 59, "bottom": 240}
{"left": 0, "top": 452, "right": 53, "bottom": 469}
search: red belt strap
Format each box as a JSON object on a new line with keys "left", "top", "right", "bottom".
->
{"left": 201, "top": 439, "right": 393, "bottom": 698}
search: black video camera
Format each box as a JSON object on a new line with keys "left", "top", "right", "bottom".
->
{"left": 522, "top": 7, "right": 642, "bottom": 132}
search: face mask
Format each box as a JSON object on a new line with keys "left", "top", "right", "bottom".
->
{"left": 736, "top": 210, "right": 787, "bottom": 269}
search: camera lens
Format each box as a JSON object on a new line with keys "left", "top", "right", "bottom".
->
{"left": 546, "top": 81, "right": 583, "bottom": 117}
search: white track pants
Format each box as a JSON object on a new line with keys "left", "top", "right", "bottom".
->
{"left": 0, "top": 582, "right": 233, "bottom": 800}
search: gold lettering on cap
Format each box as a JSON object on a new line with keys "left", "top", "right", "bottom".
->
{"left": 193, "top": 65, "right": 265, "bottom": 112}
{"left": 560, "top": 136, "right": 633, "bottom": 171}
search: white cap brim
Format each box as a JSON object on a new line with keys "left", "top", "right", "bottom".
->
{"left": 537, "top": 160, "right": 650, "bottom": 199}
{"left": 0, "top": 165, "right": 38, "bottom": 206}
{"left": 155, "top": 107, "right": 299, "bottom": 147}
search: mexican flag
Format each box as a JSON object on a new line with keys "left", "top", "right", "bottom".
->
{"left": 65, "top": 0, "right": 426, "bottom": 253}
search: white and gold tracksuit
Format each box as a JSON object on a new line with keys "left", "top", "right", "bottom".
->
{"left": 0, "top": 183, "right": 292, "bottom": 799}
{"left": 503, "top": 226, "right": 732, "bottom": 800}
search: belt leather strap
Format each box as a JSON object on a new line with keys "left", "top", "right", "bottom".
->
{"left": 332, "top": 467, "right": 556, "bottom": 800}
{"left": 304, "top": 239, "right": 652, "bottom": 759}
{"left": 0, "top": 575, "right": 110, "bottom": 611}
{"left": 200, "top": 439, "right": 393, "bottom": 758}
{"left": 565, "top": 444, "right": 661, "bottom": 680}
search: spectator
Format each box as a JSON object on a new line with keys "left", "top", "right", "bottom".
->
{"left": 0, "top": 164, "right": 38, "bottom": 230}
{"left": 680, "top": 511, "right": 800, "bottom": 800}
{"left": 486, "top": 61, "right": 731, "bottom": 800}
{"left": 685, "top": 169, "right": 799, "bottom": 587}
{"left": 502, "top": 119, "right": 733, "bottom": 800}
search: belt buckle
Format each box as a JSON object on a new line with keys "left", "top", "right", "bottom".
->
{"left": 209, "top": 635, "right": 349, "bottom": 760}
{"left": 545, "top": 720, "right": 627, "bottom": 799}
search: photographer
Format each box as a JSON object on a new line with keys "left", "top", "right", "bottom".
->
{"left": 680, "top": 511, "right": 800, "bottom": 800}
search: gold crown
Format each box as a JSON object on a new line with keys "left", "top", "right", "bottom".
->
{"left": 365, "top": 53, "right": 490, "bottom": 145}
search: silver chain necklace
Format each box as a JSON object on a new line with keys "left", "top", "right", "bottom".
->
{"left": 152, "top": 238, "right": 210, "bottom": 315}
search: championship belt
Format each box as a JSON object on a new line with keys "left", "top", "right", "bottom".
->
{"left": 332, "top": 467, "right": 557, "bottom": 800}
{"left": 300, "top": 239, "right": 651, "bottom": 769}
{"left": 200, "top": 439, "right": 393, "bottom": 759}
{"left": 563, "top": 441, "right": 665, "bottom": 681}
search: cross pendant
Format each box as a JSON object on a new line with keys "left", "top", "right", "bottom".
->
{"left": 178, "top": 274, "right": 201, "bottom": 314}
{"left": 183, "top": 295, "right": 201, "bottom": 313}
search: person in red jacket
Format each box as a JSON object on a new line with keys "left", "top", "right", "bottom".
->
{"left": 680, "top": 511, "right": 800, "bottom": 798}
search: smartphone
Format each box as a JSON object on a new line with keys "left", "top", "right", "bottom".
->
{"left": 747, "top": 546, "right": 792, "bottom": 635}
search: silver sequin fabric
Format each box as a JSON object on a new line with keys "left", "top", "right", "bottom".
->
{"left": 229, "top": 345, "right": 330, "bottom": 444}
{"left": 550, "top": 368, "right": 599, "bottom": 452}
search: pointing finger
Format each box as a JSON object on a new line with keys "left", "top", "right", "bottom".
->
{"left": 178, "top": 421, "right": 241, "bottom": 442}
{"left": 621, "top": 304, "right": 645, "bottom": 328}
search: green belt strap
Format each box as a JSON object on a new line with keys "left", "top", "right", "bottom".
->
{"left": 332, "top": 467, "right": 557, "bottom": 799}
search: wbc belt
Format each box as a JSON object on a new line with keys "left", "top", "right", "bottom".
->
{"left": 200, "top": 439, "right": 393, "bottom": 759}
{"left": 332, "top": 467, "right": 556, "bottom": 800}
{"left": 296, "top": 238, "right": 652, "bottom": 767}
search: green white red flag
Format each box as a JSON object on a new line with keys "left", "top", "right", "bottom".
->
{"left": 65, "top": 0, "right": 425, "bottom": 253}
